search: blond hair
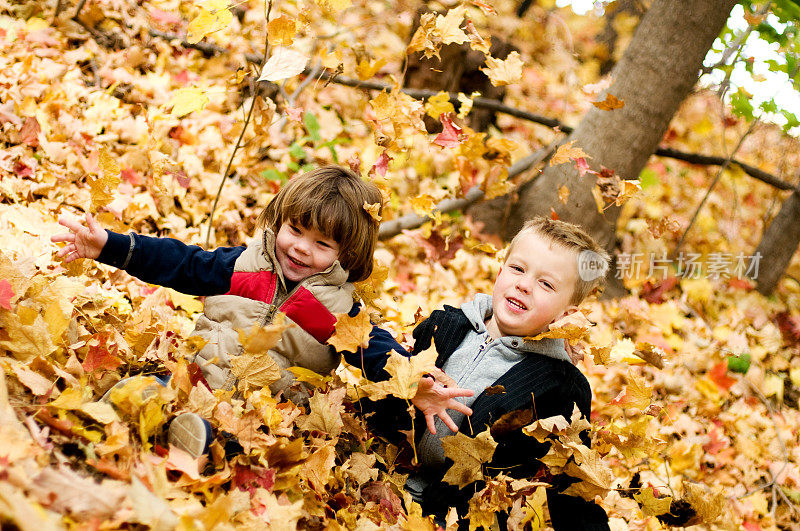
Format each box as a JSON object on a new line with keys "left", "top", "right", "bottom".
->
{"left": 256, "top": 166, "right": 382, "bottom": 282}
{"left": 507, "top": 217, "right": 610, "bottom": 304}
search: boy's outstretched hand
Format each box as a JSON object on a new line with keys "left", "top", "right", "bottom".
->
{"left": 412, "top": 367, "right": 474, "bottom": 435}
{"left": 51, "top": 213, "right": 108, "bottom": 263}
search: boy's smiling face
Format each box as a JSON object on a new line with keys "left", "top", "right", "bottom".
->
{"left": 486, "top": 232, "right": 579, "bottom": 339}
{"left": 275, "top": 222, "right": 340, "bottom": 282}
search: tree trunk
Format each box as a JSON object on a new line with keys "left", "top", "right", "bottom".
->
{"left": 470, "top": 0, "right": 737, "bottom": 252}
{"left": 596, "top": 0, "right": 646, "bottom": 76}
{"left": 754, "top": 190, "right": 800, "bottom": 295}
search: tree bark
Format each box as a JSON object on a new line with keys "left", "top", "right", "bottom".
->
{"left": 754, "top": 190, "right": 800, "bottom": 295}
{"left": 471, "top": 0, "right": 738, "bottom": 252}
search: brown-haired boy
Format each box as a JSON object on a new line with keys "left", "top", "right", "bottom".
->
{"left": 350, "top": 217, "right": 611, "bottom": 530}
{"left": 53, "top": 165, "right": 383, "bottom": 456}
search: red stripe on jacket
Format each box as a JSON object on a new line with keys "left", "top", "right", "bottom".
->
{"left": 280, "top": 287, "right": 336, "bottom": 344}
{"left": 226, "top": 271, "right": 278, "bottom": 302}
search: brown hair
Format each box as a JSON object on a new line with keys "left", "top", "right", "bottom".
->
{"left": 257, "top": 165, "right": 383, "bottom": 282}
{"left": 507, "top": 217, "right": 610, "bottom": 304}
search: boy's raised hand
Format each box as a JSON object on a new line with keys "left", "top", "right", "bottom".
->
{"left": 412, "top": 367, "right": 474, "bottom": 435}
{"left": 51, "top": 213, "right": 108, "bottom": 263}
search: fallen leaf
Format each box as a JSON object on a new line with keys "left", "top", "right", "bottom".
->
{"left": 442, "top": 428, "right": 497, "bottom": 488}
{"left": 186, "top": 0, "right": 232, "bottom": 44}
{"left": 327, "top": 309, "right": 372, "bottom": 352}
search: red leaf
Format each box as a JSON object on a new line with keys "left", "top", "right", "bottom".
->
{"left": 82, "top": 344, "right": 122, "bottom": 373}
{"left": 575, "top": 157, "right": 596, "bottom": 177}
{"left": 20, "top": 116, "right": 41, "bottom": 147}
{"left": 372, "top": 150, "right": 392, "bottom": 177}
{"left": 708, "top": 361, "right": 736, "bottom": 391}
{"left": 285, "top": 106, "right": 303, "bottom": 122}
{"left": 167, "top": 169, "right": 190, "bottom": 188}
{"left": 433, "top": 113, "right": 465, "bottom": 148}
{"left": 232, "top": 465, "right": 276, "bottom": 495}
{"left": 549, "top": 208, "right": 559, "bottom": 220}
{"left": 776, "top": 312, "right": 800, "bottom": 345}
{"left": 0, "top": 280, "right": 14, "bottom": 310}
{"left": 13, "top": 160, "right": 33, "bottom": 178}
{"left": 727, "top": 277, "right": 754, "bottom": 290}
{"left": 641, "top": 276, "right": 679, "bottom": 304}
{"left": 121, "top": 167, "right": 144, "bottom": 186}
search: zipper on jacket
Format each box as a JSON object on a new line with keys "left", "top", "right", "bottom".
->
{"left": 262, "top": 304, "right": 278, "bottom": 326}
{"left": 472, "top": 335, "right": 492, "bottom": 363}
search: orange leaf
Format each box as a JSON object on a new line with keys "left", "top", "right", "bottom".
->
{"left": 592, "top": 93, "right": 625, "bottom": 111}
{"left": 327, "top": 310, "right": 372, "bottom": 352}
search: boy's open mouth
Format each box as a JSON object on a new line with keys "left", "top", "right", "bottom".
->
{"left": 506, "top": 297, "right": 527, "bottom": 310}
{"left": 288, "top": 255, "right": 309, "bottom": 268}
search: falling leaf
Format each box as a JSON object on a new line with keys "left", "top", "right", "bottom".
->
{"left": 363, "top": 201, "right": 382, "bottom": 221}
{"left": 441, "top": 428, "right": 497, "bottom": 488}
{"left": 186, "top": 0, "right": 232, "bottom": 44}
{"left": 425, "top": 91, "right": 455, "bottom": 120}
{"left": 433, "top": 113, "right": 465, "bottom": 148}
{"left": 435, "top": 6, "right": 469, "bottom": 45}
{"left": 590, "top": 345, "right": 612, "bottom": 365}
{"left": 355, "top": 57, "right": 387, "bottom": 80}
{"left": 267, "top": 15, "right": 297, "bottom": 46}
{"left": 610, "top": 372, "right": 652, "bottom": 410}
{"left": 168, "top": 88, "right": 210, "bottom": 117}
{"left": 327, "top": 309, "right": 372, "bottom": 353}
{"left": 315, "top": 0, "right": 352, "bottom": 11}
{"left": 550, "top": 141, "right": 590, "bottom": 166}
{"left": 238, "top": 318, "right": 289, "bottom": 355}
{"left": 481, "top": 51, "right": 523, "bottom": 86}
{"left": 465, "top": 20, "right": 491, "bottom": 55}
{"left": 592, "top": 93, "right": 625, "bottom": 111}
{"left": 632, "top": 342, "right": 665, "bottom": 369}
{"left": 258, "top": 47, "right": 309, "bottom": 83}
{"left": 359, "top": 346, "right": 437, "bottom": 401}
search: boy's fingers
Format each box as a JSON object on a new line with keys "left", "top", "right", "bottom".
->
{"left": 439, "top": 412, "right": 458, "bottom": 432}
{"left": 50, "top": 233, "right": 75, "bottom": 243}
{"left": 57, "top": 216, "right": 84, "bottom": 232}
{"left": 425, "top": 414, "right": 437, "bottom": 435}
{"left": 448, "top": 401, "right": 472, "bottom": 416}
{"left": 86, "top": 212, "right": 101, "bottom": 234}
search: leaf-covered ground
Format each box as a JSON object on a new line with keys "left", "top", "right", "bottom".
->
{"left": 2, "top": 0, "right": 800, "bottom": 529}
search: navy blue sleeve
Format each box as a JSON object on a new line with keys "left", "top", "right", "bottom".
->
{"left": 339, "top": 303, "right": 410, "bottom": 381}
{"left": 96, "top": 230, "right": 245, "bottom": 296}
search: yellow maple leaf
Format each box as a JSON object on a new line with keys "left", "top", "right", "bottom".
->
{"left": 267, "top": 15, "right": 297, "bottom": 46}
{"left": 615, "top": 179, "right": 641, "bottom": 206}
{"left": 88, "top": 148, "right": 121, "bottom": 209}
{"left": 186, "top": 0, "right": 232, "bottom": 44}
{"left": 169, "top": 87, "right": 210, "bottom": 117}
{"left": 457, "top": 91, "right": 479, "bottom": 118}
{"left": 562, "top": 448, "right": 615, "bottom": 500}
{"left": 435, "top": 6, "right": 469, "bottom": 45}
{"left": 425, "top": 91, "right": 455, "bottom": 119}
{"left": 302, "top": 443, "right": 336, "bottom": 493}
{"left": 590, "top": 345, "right": 612, "bottom": 365}
{"left": 230, "top": 353, "right": 282, "bottom": 392}
{"left": 327, "top": 309, "right": 372, "bottom": 352}
{"left": 359, "top": 346, "right": 438, "bottom": 401}
{"left": 481, "top": 51, "right": 523, "bottom": 86}
{"left": 592, "top": 92, "right": 625, "bottom": 111}
{"left": 634, "top": 486, "right": 672, "bottom": 516}
{"left": 442, "top": 427, "right": 497, "bottom": 488}
{"left": 550, "top": 141, "right": 590, "bottom": 166}
{"left": 238, "top": 317, "right": 288, "bottom": 355}
{"left": 558, "top": 184, "right": 570, "bottom": 204}
{"left": 287, "top": 366, "right": 331, "bottom": 388}
{"left": 354, "top": 259, "right": 388, "bottom": 307}
{"left": 298, "top": 386, "right": 346, "bottom": 437}
{"left": 410, "top": 194, "right": 442, "bottom": 225}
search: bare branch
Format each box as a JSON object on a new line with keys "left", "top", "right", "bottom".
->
{"left": 378, "top": 146, "right": 555, "bottom": 239}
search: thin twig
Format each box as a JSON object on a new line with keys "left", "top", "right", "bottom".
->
{"left": 672, "top": 119, "right": 759, "bottom": 258}
{"left": 204, "top": 0, "right": 273, "bottom": 247}
{"left": 378, "top": 145, "right": 555, "bottom": 239}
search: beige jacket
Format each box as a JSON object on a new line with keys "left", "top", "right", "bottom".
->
{"left": 192, "top": 229, "right": 354, "bottom": 393}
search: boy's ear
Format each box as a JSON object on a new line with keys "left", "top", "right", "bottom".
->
{"left": 554, "top": 305, "right": 579, "bottom": 323}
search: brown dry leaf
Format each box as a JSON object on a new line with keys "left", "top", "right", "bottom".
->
{"left": 592, "top": 93, "right": 625, "bottom": 111}
{"left": 302, "top": 443, "right": 336, "bottom": 493}
{"left": 88, "top": 148, "right": 121, "bottom": 209}
{"left": 633, "top": 341, "right": 666, "bottom": 369}
{"left": 327, "top": 309, "right": 372, "bottom": 353}
{"left": 683, "top": 482, "right": 724, "bottom": 523}
{"left": 344, "top": 452, "right": 378, "bottom": 484}
{"left": 550, "top": 141, "right": 590, "bottom": 166}
{"left": 562, "top": 447, "right": 615, "bottom": 500}
{"left": 590, "top": 345, "right": 612, "bottom": 365}
{"left": 359, "top": 346, "right": 437, "bottom": 401}
{"left": 253, "top": 491, "right": 305, "bottom": 531}
{"left": 407, "top": 13, "right": 438, "bottom": 58}
{"left": 29, "top": 467, "right": 127, "bottom": 520}
{"left": 611, "top": 372, "right": 653, "bottom": 411}
{"left": 298, "top": 386, "right": 346, "bottom": 437}
{"left": 441, "top": 428, "right": 497, "bottom": 488}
